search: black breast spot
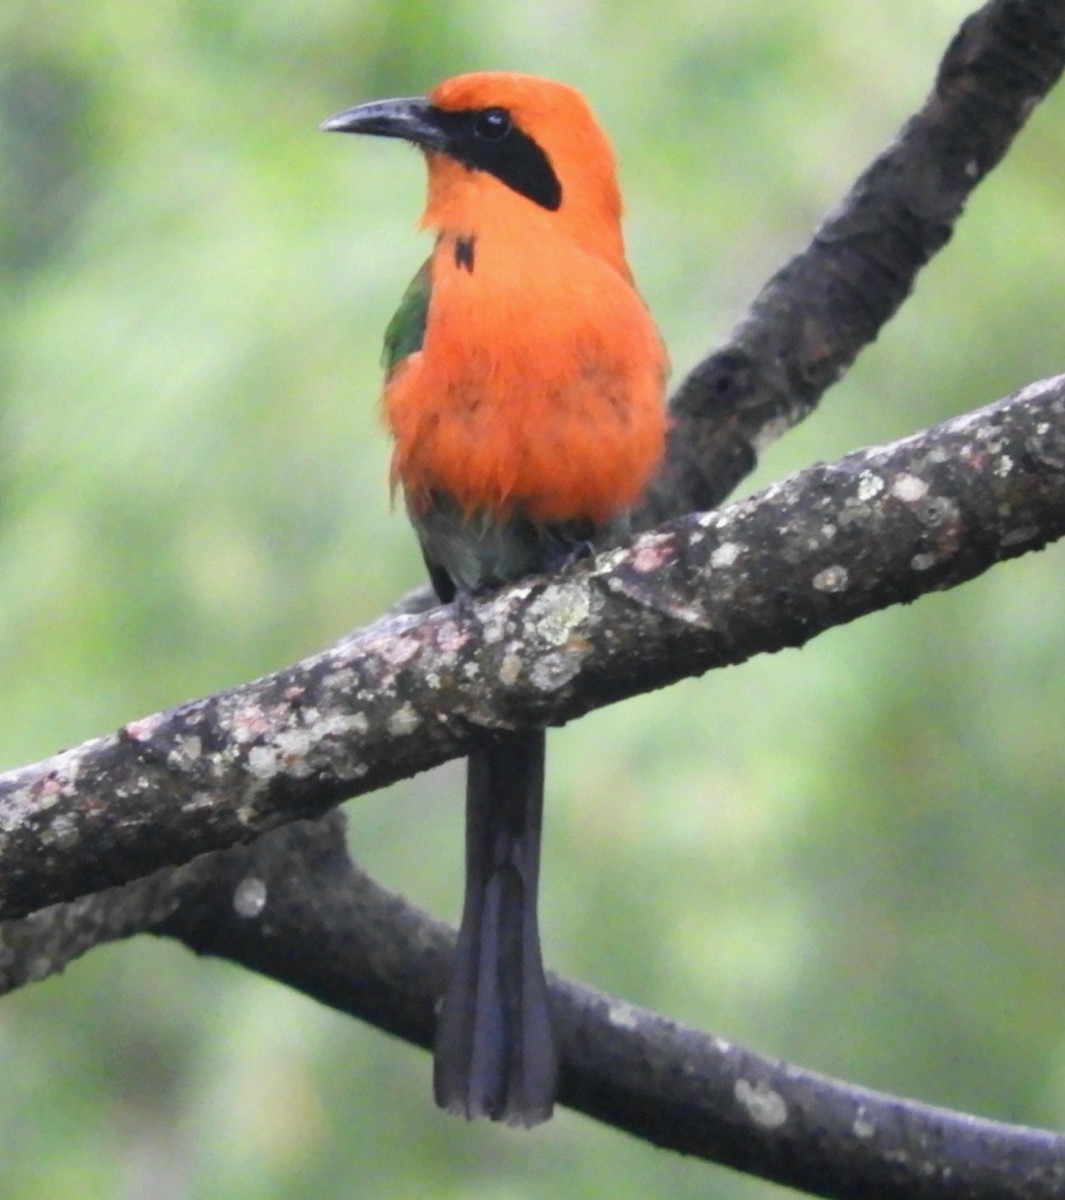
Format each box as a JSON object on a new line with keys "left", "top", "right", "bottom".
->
{"left": 454, "top": 236, "right": 476, "bottom": 272}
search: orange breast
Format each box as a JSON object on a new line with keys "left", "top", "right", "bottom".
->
{"left": 385, "top": 229, "right": 667, "bottom": 525}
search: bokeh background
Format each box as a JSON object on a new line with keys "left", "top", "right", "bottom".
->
{"left": 3, "top": 1, "right": 1065, "bottom": 1197}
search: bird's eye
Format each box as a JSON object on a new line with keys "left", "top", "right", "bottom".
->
{"left": 474, "top": 107, "right": 511, "bottom": 140}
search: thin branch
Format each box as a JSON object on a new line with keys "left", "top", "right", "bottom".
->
{"left": 9, "top": 813, "right": 1060, "bottom": 1200}
{"left": 158, "top": 816, "right": 1065, "bottom": 1200}
{"left": 1, "top": 374, "right": 1064, "bottom": 923}
{"left": 639, "top": 0, "right": 1065, "bottom": 523}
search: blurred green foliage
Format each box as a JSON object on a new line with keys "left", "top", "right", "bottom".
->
{"left": 2, "top": 1, "right": 1065, "bottom": 1197}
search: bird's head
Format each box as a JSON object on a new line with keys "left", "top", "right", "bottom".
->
{"left": 322, "top": 72, "right": 625, "bottom": 263}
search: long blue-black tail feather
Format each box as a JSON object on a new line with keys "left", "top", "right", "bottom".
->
{"left": 433, "top": 729, "right": 557, "bottom": 1126}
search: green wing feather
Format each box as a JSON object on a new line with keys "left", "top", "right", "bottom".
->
{"left": 382, "top": 258, "right": 431, "bottom": 378}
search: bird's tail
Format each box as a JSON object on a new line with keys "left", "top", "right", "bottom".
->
{"left": 433, "top": 729, "right": 557, "bottom": 1126}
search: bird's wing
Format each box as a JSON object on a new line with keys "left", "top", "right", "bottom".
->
{"left": 382, "top": 257, "right": 431, "bottom": 377}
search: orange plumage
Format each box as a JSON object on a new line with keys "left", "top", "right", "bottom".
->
{"left": 384, "top": 73, "right": 667, "bottom": 523}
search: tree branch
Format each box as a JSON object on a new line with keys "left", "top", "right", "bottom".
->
{"left": 2, "top": 373, "right": 1065, "bottom": 923}
{"left": 639, "top": 0, "right": 1065, "bottom": 523}
{"left": 5, "top": 812, "right": 1062, "bottom": 1199}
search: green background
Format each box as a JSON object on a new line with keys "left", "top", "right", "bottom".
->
{"left": 3, "top": 1, "right": 1065, "bottom": 1197}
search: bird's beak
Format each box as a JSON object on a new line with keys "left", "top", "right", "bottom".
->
{"left": 319, "top": 97, "right": 447, "bottom": 151}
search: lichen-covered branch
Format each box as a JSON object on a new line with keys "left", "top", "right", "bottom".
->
{"left": 2, "top": 373, "right": 1064, "bottom": 924}
{"left": 639, "top": 0, "right": 1065, "bottom": 523}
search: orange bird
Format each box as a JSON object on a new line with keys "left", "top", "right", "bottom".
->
{"left": 323, "top": 72, "right": 667, "bottom": 1125}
